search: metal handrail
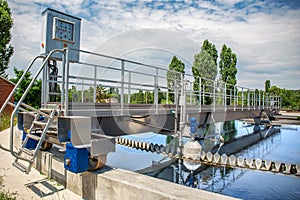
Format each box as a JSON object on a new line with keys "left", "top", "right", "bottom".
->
{"left": 53, "top": 48, "right": 281, "bottom": 112}
{"left": 7, "top": 49, "right": 65, "bottom": 162}
{"left": 0, "top": 55, "right": 45, "bottom": 114}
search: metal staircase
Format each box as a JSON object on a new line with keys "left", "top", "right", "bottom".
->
{"left": 13, "top": 109, "right": 57, "bottom": 174}
{"left": 0, "top": 49, "right": 65, "bottom": 174}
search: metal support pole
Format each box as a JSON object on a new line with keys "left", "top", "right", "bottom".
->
{"left": 128, "top": 72, "right": 131, "bottom": 104}
{"left": 224, "top": 83, "right": 227, "bottom": 112}
{"left": 242, "top": 88, "right": 244, "bottom": 111}
{"left": 64, "top": 48, "right": 70, "bottom": 116}
{"left": 154, "top": 68, "right": 159, "bottom": 114}
{"left": 259, "top": 90, "right": 261, "bottom": 109}
{"left": 202, "top": 83, "right": 205, "bottom": 106}
{"left": 61, "top": 52, "right": 66, "bottom": 109}
{"left": 93, "top": 66, "right": 97, "bottom": 102}
{"left": 179, "top": 74, "right": 185, "bottom": 152}
{"left": 248, "top": 90, "right": 250, "bottom": 110}
{"left": 263, "top": 92, "right": 265, "bottom": 109}
{"left": 121, "top": 60, "right": 125, "bottom": 115}
{"left": 213, "top": 81, "right": 216, "bottom": 112}
{"left": 199, "top": 77, "right": 202, "bottom": 112}
{"left": 234, "top": 86, "right": 236, "bottom": 111}
{"left": 253, "top": 90, "right": 256, "bottom": 110}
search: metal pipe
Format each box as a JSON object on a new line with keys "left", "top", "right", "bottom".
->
{"left": 121, "top": 60, "right": 125, "bottom": 115}
{"left": 61, "top": 51, "right": 66, "bottom": 109}
{"left": 234, "top": 86, "right": 236, "bottom": 111}
{"left": 154, "top": 68, "right": 158, "bottom": 114}
{"left": 64, "top": 48, "right": 70, "bottom": 115}
{"left": 224, "top": 83, "right": 227, "bottom": 112}
{"left": 213, "top": 81, "right": 216, "bottom": 112}
{"left": 93, "top": 65, "right": 97, "bottom": 102}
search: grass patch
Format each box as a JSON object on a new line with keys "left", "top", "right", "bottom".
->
{"left": 0, "top": 114, "right": 17, "bottom": 131}
{"left": 0, "top": 114, "right": 11, "bottom": 131}
{"left": 0, "top": 176, "right": 17, "bottom": 200}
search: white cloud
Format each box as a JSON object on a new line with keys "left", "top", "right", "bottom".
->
{"left": 6, "top": 0, "right": 300, "bottom": 90}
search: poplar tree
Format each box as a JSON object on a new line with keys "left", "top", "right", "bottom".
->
{"left": 219, "top": 44, "right": 237, "bottom": 104}
{"left": 192, "top": 39, "right": 218, "bottom": 103}
{"left": 167, "top": 56, "right": 185, "bottom": 103}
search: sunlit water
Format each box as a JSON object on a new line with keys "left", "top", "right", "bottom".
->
{"left": 101, "top": 122, "right": 300, "bottom": 200}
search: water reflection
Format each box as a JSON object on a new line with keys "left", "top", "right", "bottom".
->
{"left": 150, "top": 125, "right": 300, "bottom": 199}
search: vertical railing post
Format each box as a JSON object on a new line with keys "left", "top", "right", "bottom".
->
{"left": 64, "top": 48, "right": 69, "bottom": 116}
{"left": 61, "top": 51, "right": 66, "bottom": 109}
{"left": 242, "top": 88, "right": 244, "bottom": 111}
{"left": 127, "top": 72, "right": 131, "bottom": 104}
{"left": 224, "top": 83, "right": 227, "bottom": 112}
{"left": 202, "top": 81, "right": 205, "bottom": 106}
{"left": 234, "top": 86, "right": 236, "bottom": 111}
{"left": 189, "top": 82, "right": 192, "bottom": 104}
{"left": 120, "top": 60, "right": 125, "bottom": 115}
{"left": 154, "top": 68, "right": 159, "bottom": 114}
{"left": 253, "top": 90, "right": 255, "bottom": 110}
{"left": 199, "top": 77, "right": 202, "bottom": 112}
{"left": 247, "top": 90, "right": 250, "bottom": 110}
{"left": 42, "top": 57, "right": 48, "bottom": 108}
{"left": 213, "top": 81, "right": 216, "bottom": 112}
{"left": 93, "top": 65, "right": 97, "bottom": 103}
{"left": 258, "top": 90, "right": 261, "bottom": 109}
{"left": 262, "top": 92, "right": 265, "bottom": 109}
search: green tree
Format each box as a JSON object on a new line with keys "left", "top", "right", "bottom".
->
{"left": 10, "top": 68, "right": 41, "bottom": 108}
{"left": 265, "top": 80, "right": 271, "bottom": 93}
{"left": 192, "top": 40, "right": 218, "bottom": 103}
{"left": 0, "top": 0, "right": 14, "bottom": 78}
{"left": 167, "top": 56, "right": 185, "bottom": 103}
{"left": 219, "top": 44, "right": 238, "bottom": 105}
{"left": 130, "top": 90, "right": 145, "bottom": 104}
{"left": 219, "top": 44, "right": 237, "bottom": 86}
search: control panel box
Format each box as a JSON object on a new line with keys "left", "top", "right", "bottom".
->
{"left": 41, "top": 8, "right": 81, "bottom": 62}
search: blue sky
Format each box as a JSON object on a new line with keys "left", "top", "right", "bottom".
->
{"left": 7, "top": 0, "right": 300, "bottom": 90}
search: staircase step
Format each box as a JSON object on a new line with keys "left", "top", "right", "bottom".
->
{"left": 47, "top": 130, "right": 58, "bottom": 135}
{"left": 13, "top": 161, "right": 27, "bottom": 173}
{"left": 39, "top": 108, "right": 54, "bottom": 114}
{"left": 33, "top": 121, "right": 47, "bottom": 127}
{"left": 20, "top": 147, "right": 34, "bottom": 156}
{"left": 27, "top": 134, "right": 41, "bottom": 141}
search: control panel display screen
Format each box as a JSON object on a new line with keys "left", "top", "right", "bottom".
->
{"left": 53, "top": 17, "right": 75, "bottom": 43}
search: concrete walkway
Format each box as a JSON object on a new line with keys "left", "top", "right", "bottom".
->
{"left": 0, "top": 128, "right": 81, "bottom": 200}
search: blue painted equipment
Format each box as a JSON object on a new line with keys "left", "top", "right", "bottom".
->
{"left": 190, "top": 117, "right": 198, "bottom": 134}
{"left": 22, "top": 129, "right": 38, "bottom": 150}
{"left": 64, "top": 142, "right": 89, "bottom": 173}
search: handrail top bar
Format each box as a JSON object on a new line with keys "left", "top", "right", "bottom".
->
{"left": 70, "top": 48, "right": 182, "bottom": 74}
{"left": 70, "top": 48, "right": 276, "bottom": 94}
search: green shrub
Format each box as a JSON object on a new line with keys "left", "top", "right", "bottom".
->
{"left": 0, "top": 114, "right": 17, "bottom": 131}
{"left": 0, "top": 114, "right": 12, "bottom": 131}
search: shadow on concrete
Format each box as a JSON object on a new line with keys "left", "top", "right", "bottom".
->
{"left": 25, "top": 178, "right": 64, "bottom": 198}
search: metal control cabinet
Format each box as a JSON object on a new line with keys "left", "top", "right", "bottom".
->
{"left": 41, "top": 8, "right": 81, "bottom": 62}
